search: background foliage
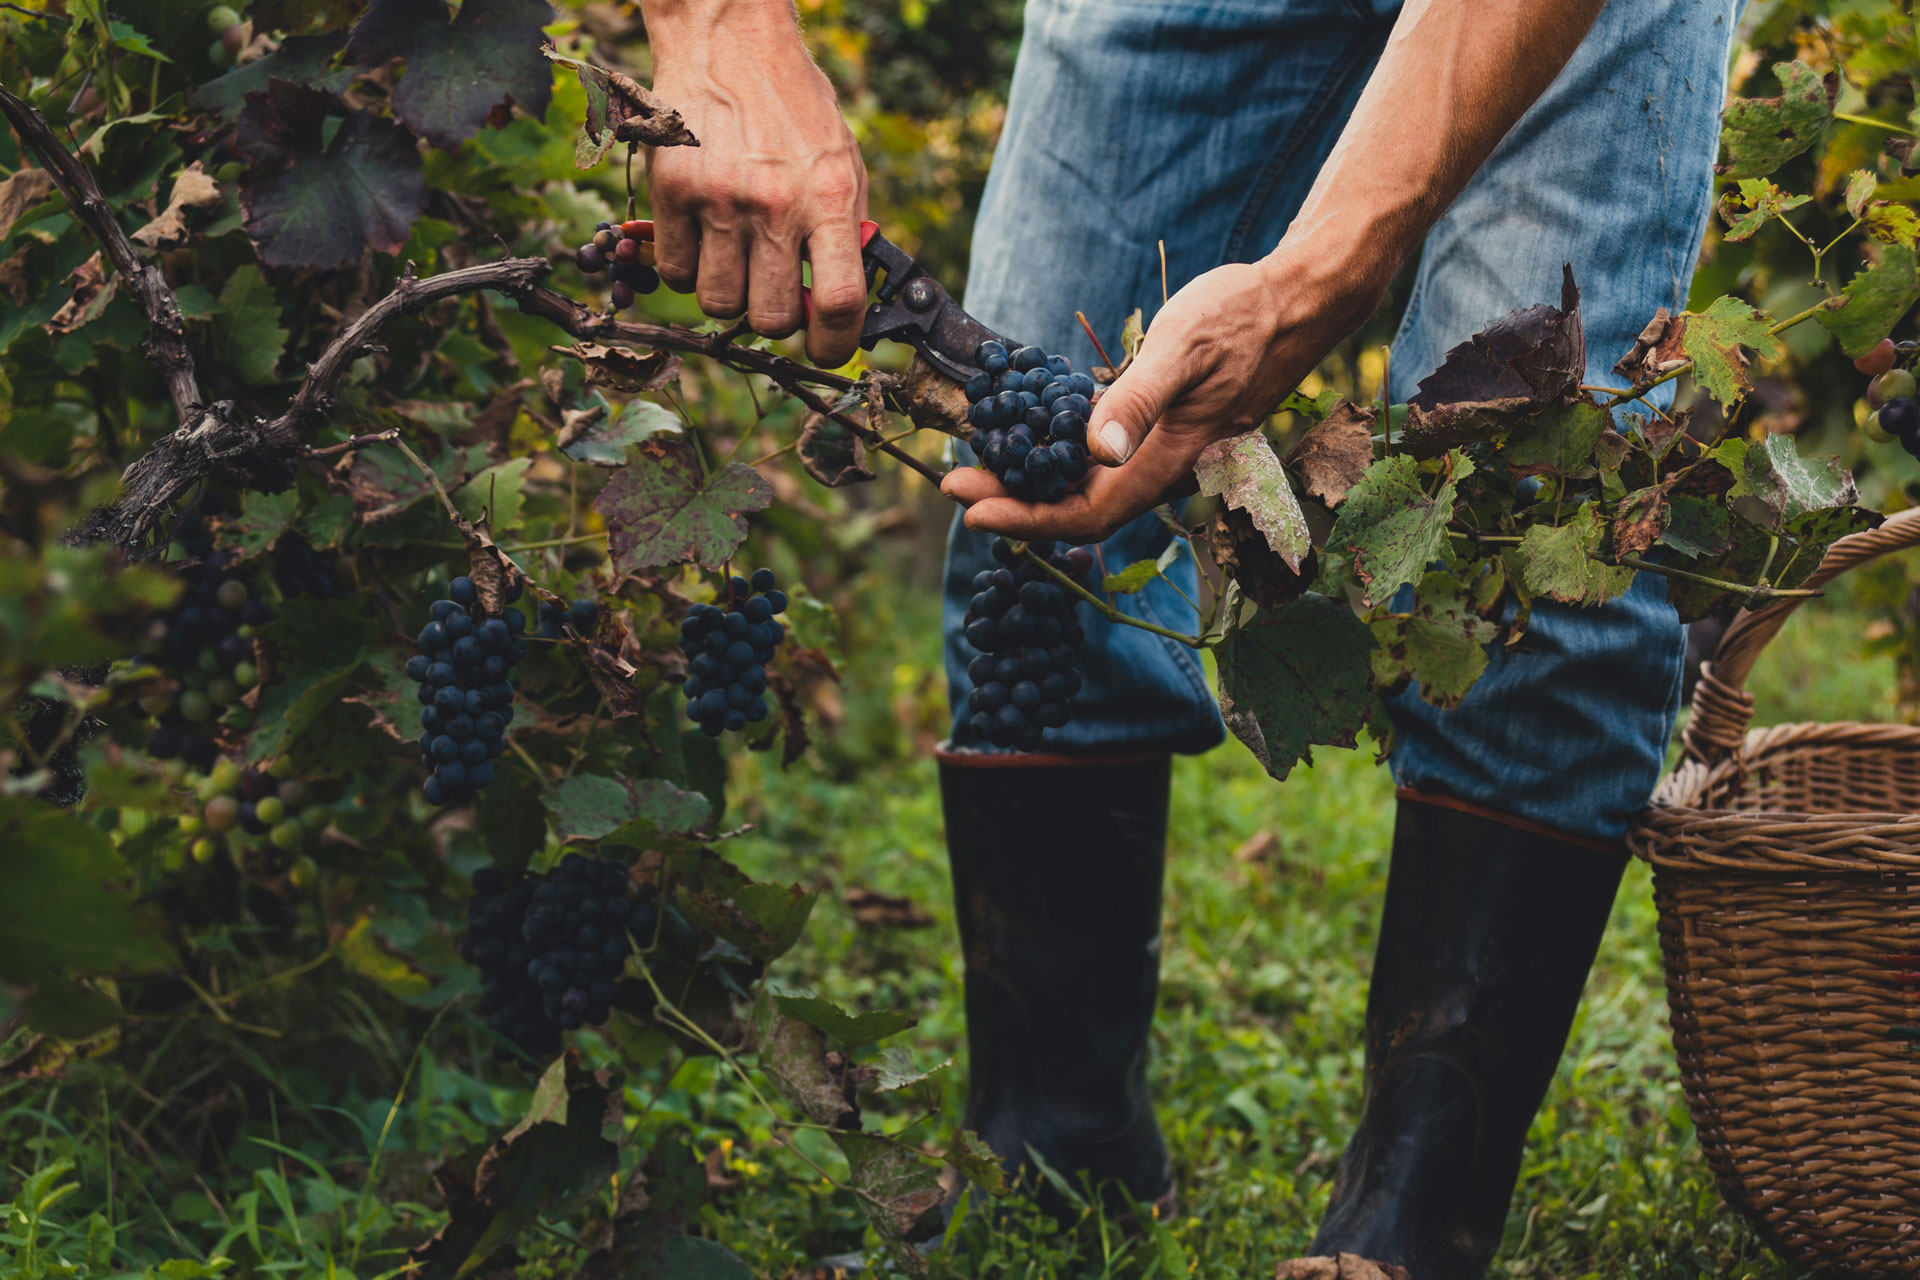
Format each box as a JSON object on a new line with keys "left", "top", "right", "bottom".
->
{"left": 0, "top": 0, "right": 1916, "bottom": 1277}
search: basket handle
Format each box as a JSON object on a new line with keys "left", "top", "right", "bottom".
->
{"left": 1681, "top": 506, "right": 1920, "bottom": 765}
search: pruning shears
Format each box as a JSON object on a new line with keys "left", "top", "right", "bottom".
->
{"left": 624, "top": 218, "right": 1012, "bottom": 381}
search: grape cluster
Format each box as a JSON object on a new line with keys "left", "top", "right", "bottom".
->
{"left": 966, "top": 341, "right": 1098, "bottom": 504}
{"left": 574, "top": 220, "right": 662, "bottom": 312}
{"left": 961, "top": 539, "right": 1092, "bottom": 750}
{"left": 406, "top": 576, "right": 528, "bottom": 806}
{"left": 1861, "top": 338, "right": 1920, "bottom": 459}
{"left": 462, "top": 857, "right": 657, "bottom": 1056}
{"left": 204, "top": 4, "right": 245, "bottom": 67}
{"left": 166, "top": 756, "right": 332, "bottom": 881}
{"left": 535, "top": 597, "right": 599, "bottom": 641}
{"left": 678, "top": 569, "right": 788, "bottom": 736}
{"left": 141, "top": 515, "right": 269, "bottom": 772}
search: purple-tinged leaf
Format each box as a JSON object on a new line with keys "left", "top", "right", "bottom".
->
{"left": 595, "top": 439, "right": 772, "bottom": 573}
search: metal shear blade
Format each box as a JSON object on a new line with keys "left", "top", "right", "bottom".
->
{"left": 853, "top": 224, "right": 1012, "bottom": 383}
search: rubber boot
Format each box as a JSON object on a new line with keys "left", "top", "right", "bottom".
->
{"left": 939, "top": 746, "right": 1176, "bottom": 1216}
{"left": 1305, "top": 795, "right": 1627, "bottom": 1280}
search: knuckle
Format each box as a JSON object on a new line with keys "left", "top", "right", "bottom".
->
{"left": 813, "top": 171, "right": 860, "bottom": 212}
{"left": 811, "top": 282, "right": 866, "bottom": 323}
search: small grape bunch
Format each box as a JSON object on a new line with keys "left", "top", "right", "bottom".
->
{"left": 1860, "top": 337, "right": 1920, "bottom": 460}
{"left": 535, "top": 597, "right": 599, "bottom": 641}
{"left": 961, "top": 539, "right": 1092, "bottom": 751}
{"left": 463, "top": 867, "right": 558, "bottom": 1057}
{"left": 966, "top": 341, "right": 1098, "bottom": 503}
{"left": 678, "top": 568, "right": 789, "bottom": 737}
{"left": 171, "top": 756, "right": 333, "bottom": 875}
{"left": 140, "top": 523, "right": 270, "bottom": 772}
{"left": 204, "top": 4, "right": 246, "bottom": 68}
{"left": 406, "top": 576, "right": 530, "bottom": 806}
{"left": 574, "top": 220, "right": 662, "bottom": 312}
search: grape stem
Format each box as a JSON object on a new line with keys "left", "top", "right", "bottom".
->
{"left": 1453, "top": 530, "right": 1824, "bottom": 603}
{"left": 1013, "top": 544, "right": 1207, "bottom": 648}
{"left": 1601, "top": 297, "right": 1840, "bottom": 408}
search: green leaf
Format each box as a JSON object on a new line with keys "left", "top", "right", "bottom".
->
{"left": 237, "top": 83, "right": 426, "bottom": 270}
{"left": 1368, "top": 571, "right": 1498, "bottom": 709}
{"left": 595, "top": 439, "right": 773, "bottom": 574}
{"left": 1193, "top": 430, "right": 1310, "bottom": 571}
{"left": 20, "top": 973, "right": 125, "bottom": 1040}
{"left": 872, "top": 1047, "right": 950, "bottom": 1093}
{"left": 1846, "top": 170, "right": 1879, "bottom": 220}
{"left": 544, "top": 774, "right": 710, "bottom": 843}
{"left": 343, "top": 0, "right": 556, "bottom": 150}
{"left": 452, "top": 457, "right": 532, "bottom": 530}
{"left": 945, "top": 1129, "right": 1009, "bottom": 1196}
{"left": 1500, "top": 397, "right": 1609, "bottom": 478}
{"left": 1216, "top": 592, "right": 1376, "bottom": 782}
{"left": 773, "top": 993, "right": 916, "bottom": 1046}
{"left": 1818, "top": 242, "right": 1920, "bottom": 357}
{"left": 562, "top": 398, "right": 681, "bottom": 467}
{"left": 1717, "top": 177, "right": 1809, "bottom": 242}
{"left": 1326, "top": 451, "right": 1471, "bottom": 606}
{"left": 0, "top": 799, "right": 170, "bottom": 983}
{"left": 247, "top": 658, "right": 367, "bottom": 762}
{"left": 210, "top": 266, "right": 289, "bottom": 387}
{"left": 1729, "top": 431, "right": 1858, "bottom": 532}
{"left": 108, "top": 21, "right": 171, "bottom": 61}
{"left": 1679, "top": 296, "right": 1780, "bottom": 406}
{"left": 832, "top": 1132, "right": 946, "bottom": 1277}
{"left": 212, "top": 488, "right": 299, "bottom": 558}
{"left": 191, "top": 34, "right": 353, "bottom": 121}
{"left": 1662, "top": 492, "right": 1733, "bottom": 560}
{"left": 747, "top": 989, "right": 858, "bottom": 1127}
{"left": 1102, "top": 559, "right": 1159, "bottom": 595}
{"left": 1718, "top": 60, "right": 1833, "bottom": 179}
{"left": 676, "top": 852, "right": 816, "bottom": 963}
{"left": 1118, "top": 307, "right": 1145, "bottom": 362}
{"left": 480, "top": 1057, "right": 622, "bottom": 1218}
{"left": 1513, "top": 504, "right": 1636, "bottom": 606}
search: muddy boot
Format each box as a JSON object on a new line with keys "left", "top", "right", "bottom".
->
{"left": 1305, "top": 796, "right": 1626, "bottom": 1280}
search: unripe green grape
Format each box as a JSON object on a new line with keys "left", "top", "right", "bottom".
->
{"left": 139, "top": 692, "right": 174, "bottom": 716}
{"left": 209, "top": 757, "right": 241, "bottom": 792}
{"left": 197, "top": 648, "right": 222, "bottom": 674}
{"left": 182, "top": 669, "right": 210, "bottom": 691}
{"left": 1879, "top": 368, "right": 1917, "bottom": 404}
{"left": 269, "top": 820, "right": 304, "bottom": 851}
{"left": 179, "top": 814, "right": 204, "bottom": 836}
{"left": 1866, "top": 410, "right": 1897, "bottom": 444}
{"left": 232, "top": 661, "right": 258, "bottom": 687}
{"left": 237, "top": 624, "right": 255, "bottom": 640}
{"left": 267, "top": 756, "right": 297, "bottom": 780}
{"left": 288, "top": 856, "right": 319, "bottom": 889}
{"left": 297, "top": 804, "right": 329, "bottom": 833}
{"left": 276, "top": 778, "right": 308, "bottom": 807}
{"left": 205, "top": 4, "right": 240, "bottom": 33}
{"left": 160, "top": 844, "right": 189, "bottom": 874}
{"left": 206, "top": 678, "right": 239, "bottom": 706}
{"left": 217, "top": 579, "right": 248, "bottom": 610}
{"left": 208, "top": 38, "right": 234, "bottom": 68}
{"left": 204, "top": 794, "right": 239, "bottom": 832}
{"left": 215, "top": 160, "right": 243, "bottom": 184}
{"left": 254, "top": 795, "right": 286, "bottom": 825}
{"left": 179, "top": 690, "right": 213, "bottom": 722}
{"left": 191, "top": 837, "right": 219, "bottom": 864}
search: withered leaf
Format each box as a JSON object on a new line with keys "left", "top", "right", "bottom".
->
{"left": 1290, "top": 400, "right": 1376, "bottom": 507}
{"left": 130, "top": 162, "right": 223, "bottom": 250}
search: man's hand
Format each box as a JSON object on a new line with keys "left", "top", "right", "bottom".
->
{"left": 942, "top": 256, "right": 1378, "bottom": 544}
{"left": 642, "top": 0, "right": 869, "bottom": 366}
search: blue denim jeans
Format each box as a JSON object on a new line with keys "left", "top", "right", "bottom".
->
{"left": 943, "top": 0, "right": 1739, "bottom": 840}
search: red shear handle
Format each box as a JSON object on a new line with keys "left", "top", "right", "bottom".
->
{"left": 801, "top": 221, "right": 881, "bottom": 323}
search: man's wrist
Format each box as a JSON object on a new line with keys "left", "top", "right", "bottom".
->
{"left": 1255, "top": 230, "right": 1396, "bottom": 337}
{"left": 641, "top": 0, "right": 805, "bottom": 60}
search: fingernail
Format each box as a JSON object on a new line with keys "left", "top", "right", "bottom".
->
{"left": 1099, "top": 423, "right": 1132, "bottom": 461}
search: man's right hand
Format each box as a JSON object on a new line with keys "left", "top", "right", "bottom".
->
{"left": 641, "top": 0, "right": 869, "bottom": 367}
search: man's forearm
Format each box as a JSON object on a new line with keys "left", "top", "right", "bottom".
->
{"left": 1277, "top": 0, "right": 1609, "bottom": 303}
{"left": 639, "top": 0, "right": 805, "bottom": 60}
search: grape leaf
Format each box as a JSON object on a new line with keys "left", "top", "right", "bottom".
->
{"left": 676, "top": 851, "right": 815, "bottom": 962}
{"left": 478, "top": 1057, "right": 622, "bottom": 1219}
{"left": 212, "top": 488, "right": 299, "bottom": 558}
{"left": 250, "top": 0, "right": 368, "bottom": 35}
{"left": 237, "top": 82, "right": 426, "bottom": 269}
{"left": 946, "top": 1129, "right": 1009, "bottom": 1196}
{"left": 832, "top": 1132, "right": 946, "bottom": 1277}
{"left": 1679, "top": 296, "right": 1781, "bottom": 406}
{"left": 747, "top": 988, "right": 859, "bottom": 1127}
{"left": 773, "top": 993, "right": 916, "bottom": 1046}
{"left": 595, "top": 439, "right": 772, "bottom": 573}
{"left": 1193, "top": 430, "right": 1310, "bottom": 571}
{"left": 453, "top": 457, "right": 532, "bottom": 530}
{"left": 552, "top": 51, "right": 699, "bottom": 167}
{"left": 1216, "top": 592, "right": 1376, "bottom": 782}
{"left": 248, "top": 658, "right": 367, "bottom": 761}
{"left": 1500, "top": 397, "right": 1608, "bottom": 479}
{"left": 1661, "top": 492, "right": 1733, "bottom": 560}
{"left": 1846, "top": 170, "right": 1879, "bottom": 220}
{"left": 561, "top": 398, "right": 680, "bottom": 467}
{"left": 797, "top": 411, "right": 874, "bottom": 488}
{"left": 343, "top": 0, "right": 555, "bottom": 151}
{"left": 1289, "top": 400, "right": 1376, "bottom": 507}
{"left": 1326, "top": 452, "right": 1471, "bottom": 607}
{"left": 1718, "top": 61, "right": 1835, "bottom": 179}
{"left": 1817, "top": 243, "right": 1920, "bottom": 357}
{"left": 1717, "top": 177, "right": 1810, "bottom": 242}
{"left": 190, "top": 34, "right": 354, "bottom": 122}
{"left": 0, "top": 798, "right": 170, "bottom": 984}
{"left": 872, "top": 1048, "right": 950, "bottom": 1093}
{"left": 1103, "top": 559, "right": 1159, "bottom": 594}
{"left": 544, "top": 773, "right": 710, "bottom": 843}
{"left": 1868, "top": 202, "right": 1920, "bottom": 248}
{"left": 1513, "top": 504, "right": 1636, "bottom": 605}
{"left": 1369, "top": 571, "right": 1498, "bottom": 709}
{"left": 1725, "top": 432, "right": 1858, "bottom": 532}
{"left": 212, "top": 265, "right": 288, "bottom": 386}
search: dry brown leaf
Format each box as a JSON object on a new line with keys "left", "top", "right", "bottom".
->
{"left": 1290, "top": 401, "right": 1376, "bottom": 507}
{"left": 130, "top": 162, "right": 222, "bottom": 250}
{"left": 844, "top": 886, "right": 935, "bottom": 929}
{"left": 0, "top": 246, "right": 30, "bottom": 306}
{"left": 1612, "top": 307, "right": 1689, "bottom": 385}
{"left": 0, "top": 168, "right": 54, "bottom": 242}
{"left": 46, "top": 252, "right": 114, "bottom": 337}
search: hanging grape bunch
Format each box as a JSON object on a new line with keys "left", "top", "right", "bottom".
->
{"left": 405, "top": 576, "right": 529, "bottom": 806}
{"left": 535, "top": 597, "right": 598, "bottom": 641}
{"left": 167, "top": 756, "right": 333, "bottom": 880}
{"left": 678, "top": 568, "right": 788, "bottom": 737}
{"left": 574, "top": 220, "right": 662, "bottom": 312}
{"left": 462, "top": 856, "right": 663, "bottom": 1056}
{"left": 140, "top": 514, "right": 270, "bottom": 773}
{"left": 962, "top": 539, "right": 1092, "bottom": 750}
{"left": 203, "top": 4, "right": 245, "bottom": 68}
{"left": 1861, "top": 337, "right": 1920, "bottom": 460}
{"left": 967, "top": 341, "right": 1097, "bottom": 503}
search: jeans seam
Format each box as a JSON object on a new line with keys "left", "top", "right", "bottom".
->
{"left": 1223, "top": 27, "right": 1378, "bottom": 259}
{"left": 1128, "top": 585, "right": 1218, "bottom": 734}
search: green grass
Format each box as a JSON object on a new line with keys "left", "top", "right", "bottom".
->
{"left": 665, "top": 583, "right": 1896, "bottom": 1278}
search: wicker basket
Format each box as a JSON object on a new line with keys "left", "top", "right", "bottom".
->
{"left": 1627, "top": 508, "right": 1920, "bottom": 1277}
